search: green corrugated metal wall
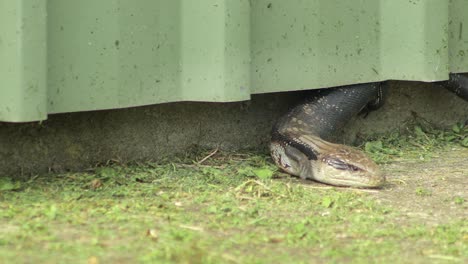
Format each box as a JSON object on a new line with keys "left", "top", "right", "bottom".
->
{"left": 1, "top": 0, "right": 467, "bottom": 122}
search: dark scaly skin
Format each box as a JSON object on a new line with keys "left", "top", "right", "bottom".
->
{"left": 443, "top": 73, "right": 468, "bottom": 102}
{"left": 270, "top": 83, "right": 386, "bottom": 188}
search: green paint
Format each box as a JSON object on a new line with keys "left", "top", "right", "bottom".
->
{"left": 1, "top": 0, "right": 468, "bottom": 122}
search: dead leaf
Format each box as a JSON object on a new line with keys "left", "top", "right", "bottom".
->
{"left": 146, "top": 229, "right": 159, "bottom": 241}
{"left": 90, "top": 179, "right": 103, "bottom": 189}
{"left": 88, "top": 256, "right": 99, "bottom": 264}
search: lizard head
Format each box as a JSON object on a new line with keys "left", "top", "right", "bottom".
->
{"left": 314, "top": 143, "right": 385, "bottom": 188}
{"left": 270, "top": 134, "right": 385, "bottom": 188}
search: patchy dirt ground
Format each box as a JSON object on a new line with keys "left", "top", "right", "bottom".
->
{"left": 291, "top": 146, "right": 467, "bottom": 226}
{"left": 377, "top": 146, "right": 467, "bottom": 226}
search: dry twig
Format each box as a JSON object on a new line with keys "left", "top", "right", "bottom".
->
{"left": 197, "top": 148, "right": 219, "bottom": 164}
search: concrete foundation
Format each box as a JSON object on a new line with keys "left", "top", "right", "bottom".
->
{"left": 1, "top": 81, "right": 467, "bottom": 178}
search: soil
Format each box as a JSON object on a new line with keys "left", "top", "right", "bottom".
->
{"left": 375, "top": 146, "right": 467, "bottom": 226}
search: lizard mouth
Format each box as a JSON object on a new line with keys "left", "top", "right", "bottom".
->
{"left": 325, "top": 173, "right": 386, "bottom": 188}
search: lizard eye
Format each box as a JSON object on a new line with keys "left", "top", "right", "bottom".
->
{"left": 324, "top": 158, "right": 362, "bottom": 171}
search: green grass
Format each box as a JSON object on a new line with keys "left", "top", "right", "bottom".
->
{"left": 0, "top": 124, "right": 467, "bottom": 263}
{"left": 363, "top": 121, "right": 468, "bottom": 164}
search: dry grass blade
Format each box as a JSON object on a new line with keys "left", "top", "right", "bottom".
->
{"left": 179, "top": 225, "right": 204, "bottom": 232}
{"left": 388, "top": 179, "right": 407, "bottom": 185}
{"left": 197, "top": 148, "right": 219, "bottom": 164}
{"left": 427, "top": 254, "right": 460, "bottom": 261}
